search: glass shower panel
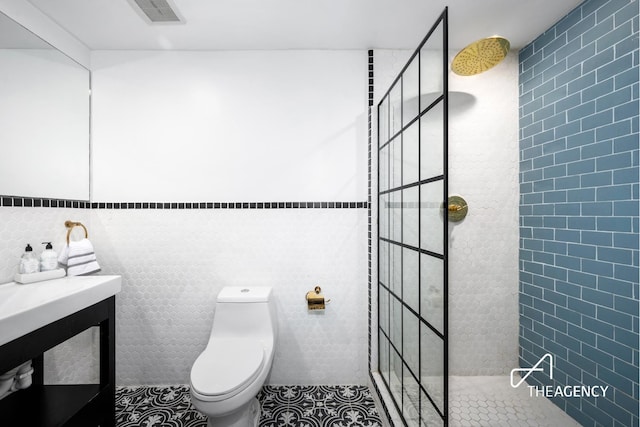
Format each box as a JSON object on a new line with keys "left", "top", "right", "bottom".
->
{"left": 420, "top": 21, "right": 444, "bottom": 112}
{"left": 389, "top": 82, "right": 402, "bottom": 138}
{"left": 380, "top": 332, "right": 390, "bottom": 386}
{"left": 392, "top": 244, "right": 402, "bottom": 308}
{"left": 379, "top": 95, "right": 389, "bottom": 147}
{"left": 379, "top": 193, "right": 389, "bottom": 240}
{"left": 390, "top": 293, "right": 403, "bottom": 352}
{"left": 421, "top": 254, "right": 445, "bottom": 333}
{"left": 403, "top": 307, "right": 419, "bottom": 377}
{"left": 420, "top": 181, "right": 444, "bottom": 255}
{"left": 420, "top": 101, "right": 444, "bottom": 180}
{"left": 402, "top": 365, "right": 421, "bottom": 426}
{"left": 391, "top": 243, "right": 402, "bottom": 296}
{"left": 390, "top": 348, "right": 403, "bottom": 408}
{"left": 421, "top": 324, "right": 445, "bottom": 413}
{"left": 379, "top": 284, "right": 389, "bottom": 334}
{"left": 403, "top": 248, "right": 419, "bottom": 313}
{"left": 380, "top": 144, "right": 389, "bottom": 192}
{"left": 403, "top": 187, "right": 419, "bottom": 248}
{"left": 421, "top": 389, "right": 444, "bottom": 427}
{"left": 377, "top": 8, "right": 447, "bottom": 426}
{"left": 403, "top": 56, "right": 420, "bottom": 127}
{"left": 403, "top": 121, "right": 419, "bottom": 185}
{"left": 391, "top": 137, "right": 402, "bottom": 189}
{"left": 390, "top": 190, "right": 402, "bottom": 243}
{"left": 379, "top": 239, "right": 389, "bottom": 286}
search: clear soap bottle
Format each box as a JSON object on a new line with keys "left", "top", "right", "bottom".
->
{"left": 39, "top": 242, "right": 58, "bottom": 272}
{"left": 19, "top": 244, "right": 39, "bottom": 274}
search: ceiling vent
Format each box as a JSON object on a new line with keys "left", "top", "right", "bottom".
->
{"left": 129, "top": 0, "right": 184, "bottom": 24}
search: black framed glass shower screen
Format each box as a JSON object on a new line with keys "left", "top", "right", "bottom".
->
{"left": 378, "top": 9, "right": 448, "bottom": 426}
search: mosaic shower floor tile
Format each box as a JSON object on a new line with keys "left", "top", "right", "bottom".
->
{"left": 383, "top": 374, "right": 582, "bottom": 426}
{"left": 115, "top": 385, "right": 382, "bottom": 427}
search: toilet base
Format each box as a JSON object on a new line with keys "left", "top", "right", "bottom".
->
{"left": 206, "top": 397, "right": 260, "bottom": 427}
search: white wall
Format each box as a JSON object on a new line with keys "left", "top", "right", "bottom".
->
{"left": 91, "top": 50, "right": 367, "bottom": 202}
{"left": 374, "top": 49, "right": 520, "bottom": 376}
{"left": 87, "top": 49, "right": 370, "bottom": 385}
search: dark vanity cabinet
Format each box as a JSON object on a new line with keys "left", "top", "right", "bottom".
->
{"left": 0, "top": 296, "right": 116, "bottom": 427}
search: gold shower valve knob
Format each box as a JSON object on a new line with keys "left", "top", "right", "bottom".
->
{"left": 446, "top": 196, "right": 468, "bottom": 222}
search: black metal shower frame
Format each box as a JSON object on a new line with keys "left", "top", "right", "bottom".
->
{"left": 376, "top": 8, "right": 448, "bottom": 426}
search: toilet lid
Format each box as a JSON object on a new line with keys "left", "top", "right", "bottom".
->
{"left": 191, "top": 338, "right": 265, "bottom": 398}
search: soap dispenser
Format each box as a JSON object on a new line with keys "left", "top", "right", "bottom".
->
{"left": 39, "top": 242, "right": 58, "bottom": 272}
{"left": 19, "top": 244, "right": 39, "bottom": 274}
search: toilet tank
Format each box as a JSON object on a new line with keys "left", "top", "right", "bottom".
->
{"left": 209, "top": 287, "right": 278, "bottom": 341}
{"left": 217, "top": 287, "right": 272, "bottom": 303}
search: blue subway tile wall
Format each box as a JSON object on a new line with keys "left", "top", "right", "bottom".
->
{"left": 519, "top": 0, "right": 639, "bottom": 426}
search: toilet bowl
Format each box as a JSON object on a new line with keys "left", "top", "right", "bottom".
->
{"left": 190, "top": 286, "right": 277, "bottom": 427}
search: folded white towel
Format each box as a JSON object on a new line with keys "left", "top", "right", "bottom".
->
{"left": 57, "top": 246, "right": 69, "bottom": 265}
{"left": 58, "top": 238, "right": 101, "bottom": 276}
{"left": 67, "top": 261, "right": 101, "bottom": 277}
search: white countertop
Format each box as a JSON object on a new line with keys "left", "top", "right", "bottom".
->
{"left": 0, "top": 275, "right": 121, "bottom": 346}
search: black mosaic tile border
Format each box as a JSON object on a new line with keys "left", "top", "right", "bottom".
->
{"left": 367, "top": 49, "right": 374, "bottom": 373}
{"left": 0, "top": 195, "right": 369, "bottom": 210}
{"left": 368, "top": 49, "right": 374, "bottom": 107}
{"left": 0, "top": 195, "right": 90, "bottom": 209}
{"left": 90, "top": 201, "right": 369, "bottom": 209}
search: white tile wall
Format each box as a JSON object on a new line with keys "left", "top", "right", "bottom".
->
{"left": 446, "top": 52, "right": 520, "bottom": 375}
{"left": 0, "top": 206, "right": 368, "bottom": 386}
{"left": 91, "top": 207, "right": 369, "bottom": 385}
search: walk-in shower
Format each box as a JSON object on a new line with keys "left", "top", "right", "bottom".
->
{"left": 376, "top": 9, "right": 449, "bottom": 426}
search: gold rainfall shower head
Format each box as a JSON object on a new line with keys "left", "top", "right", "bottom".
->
{"left": 451, "top": 36, "right": 510, "bottom": 76}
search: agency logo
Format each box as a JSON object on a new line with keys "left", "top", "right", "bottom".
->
{"left": 511, "top": 353, "right": 553, "bottom": 388}
{"left": 511, "top": 353, "right": 609, "bottom": 398}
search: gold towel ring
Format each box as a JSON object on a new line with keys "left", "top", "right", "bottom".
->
{"left": 64, "top": 220, "right": 88, "bottom": 244}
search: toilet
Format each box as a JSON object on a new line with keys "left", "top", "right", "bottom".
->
{"left": 190, "top": 286, "right": 278, "bottom": 427}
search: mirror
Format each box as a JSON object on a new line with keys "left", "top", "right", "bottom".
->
{"left": 0, "top": 11, "right": 90, "bottom": 201}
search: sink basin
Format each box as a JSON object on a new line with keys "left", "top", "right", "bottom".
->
{"left": 0, "top": 275, "right": 121, "bottom": 346}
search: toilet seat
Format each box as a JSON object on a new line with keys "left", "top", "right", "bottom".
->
{"left": 191, "top": 338, "right": 265, "bottom": 401}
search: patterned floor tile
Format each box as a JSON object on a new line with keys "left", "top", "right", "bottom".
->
{"left": 116, "top": 385, "right": 382, "bottom": 427}
{"left": 116, "top": 385, "right": 206, "bottom": 427}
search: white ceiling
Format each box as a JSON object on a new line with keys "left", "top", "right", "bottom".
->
{"left": 26, "top": 0, "right": 582, "bottom": 51}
